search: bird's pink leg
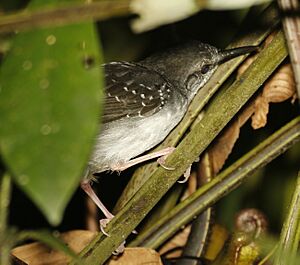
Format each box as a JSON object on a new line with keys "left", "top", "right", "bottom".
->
{"left": 81, "top": 147, "right": 177, "bottom": 254}
{"left": 110, "top": 147, "right": 176, "bottom": 171}
{"left": 81, "top": 181, "right": 114, "bottom": 237}
{"left": 81, "top": 181, "right": 127, "bottom": 254}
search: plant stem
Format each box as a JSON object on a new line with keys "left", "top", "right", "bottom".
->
{"left": 0, "top": 173, "right": 12, "bottom": 265}
{"left": 0, "top": 1, "right": 131, "bottom": 33}
{"left": 278, "top": 0, "right": 300, "bottom": 102}
{"left": 274, "top": 171, "right": 300, "bottom": 265}
{"left": 0, "top": 173, "right": 12, "bottom": 234}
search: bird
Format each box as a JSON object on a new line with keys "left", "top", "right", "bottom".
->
{"left": 80, "top": 41, "right": 258, "bottom": 239}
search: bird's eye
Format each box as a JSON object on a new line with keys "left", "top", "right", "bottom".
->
{"left": 201, "top": 64, "right": 210, "bottom": 74}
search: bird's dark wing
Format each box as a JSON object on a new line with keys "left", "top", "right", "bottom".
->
{"left": 102, "top": 62, "right": 172, "bottom": 123}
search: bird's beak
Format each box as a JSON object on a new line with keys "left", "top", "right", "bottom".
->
{"left": 216, "top": 45, "right": 259, "bottom": 65}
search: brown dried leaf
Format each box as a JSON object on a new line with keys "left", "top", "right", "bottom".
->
{"left": 251, "top": 63, "right": 297, "bottom": 129}
{"left": 207, "top": 61, "right": 296, "bottom": 172}
{"left": 205, "top": 61, "right": 296, "bottom": 172}
{"left": 11, "top": 230, "right": 96, "bottom": 265}
{"left": 199, "top": 102, "right": 254, "bottom": 175}
{"left": 236, "top": 31, "right": 296, "bottom": 129}
{"left": 202, "top": 33, "right": 280, "bottom": 175}
{"left": 262, "top": 63, "right": 296, "bottom": 102}
{"left": 251, "top": 95, "right": 269, "bottom": 129}
{"left": 107, "top": 248, "right": 163, "bottom": 265}
{"left": 12, "top": 230, "right": 162, "bottom": 265}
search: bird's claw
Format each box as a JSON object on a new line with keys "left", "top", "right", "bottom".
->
{"left": 177, "top": 165, "right": 192, "bottom": 183}
{"left": 99, "top": 218, "right": 137, "bottom": 255}
{"left": 100, "top": 218, "right": 113, "bottom": 237}
{"left": 100, "top": 218, "right": 125, "bottom": 255}
{"left": 112, "top": 241, "right": 126, "bottom": 255}
{"left": 157, "top": 148, "right": 176, "bottom": 170}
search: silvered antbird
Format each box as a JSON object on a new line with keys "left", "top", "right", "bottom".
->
{"left": 81, "top": 41, "right": 257, "bottom": 233}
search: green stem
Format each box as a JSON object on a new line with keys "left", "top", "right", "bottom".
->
{"left": 130, "top": 117, "right": 300, "bottom": 248}
{"left": 278, "top": 0, "right": 300, "bottom": 103}
{"left": 0, "top": 1, "right": 130, "bottom": 33}
{"left": 274, "top": 171, "right": 300, "bottom": 265}
{"left": 0, "top": 173, "right": 12, "bottom": 265}
{"left": 0, "top": 173, "right": 12, "bottom": 234}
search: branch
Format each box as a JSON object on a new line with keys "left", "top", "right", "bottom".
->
{"left": 0, "top": 173, "right": 12, "bottom": 265}
{"left": 278, "top": 0, "right": 300, "bottom": 102}
{"left": 0, "top": 1, "right": 131, "bottom": 33}
{"left": 274, "top": 171, "right": 300, "bottom": 265}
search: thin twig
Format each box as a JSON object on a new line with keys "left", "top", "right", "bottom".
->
{"left": 0, "top": 173, "right": 11, "bottom": 233}
{"left": 0, "top": 173, "right": 12, "bottom": 265}
{"left": 274, "top": 171, "right": 300, "bottom": 265}
{"left": 0, "top": 1, "right": 131, "bottom": 33}
{"left": 278, "top": 0, "right": 300, "bottom": 102}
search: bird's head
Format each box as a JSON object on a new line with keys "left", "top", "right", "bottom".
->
{"left": 142, "top": 41, "right": 258, "bottom": 103}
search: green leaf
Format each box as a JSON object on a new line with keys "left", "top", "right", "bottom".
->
{"left": 0, "top": 22, "right": 103, "bottom": 225}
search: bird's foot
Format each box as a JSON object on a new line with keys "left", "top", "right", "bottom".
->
{"left": 157, "top": 147, "right": 176, "bottom": 170}
{"left": 100, "top": 219, "right": 137, "bottom": 256}
{"left": 99, "top": 217, "right": 125, "bottom": 255}
{"left": 112, "top": 241, "right": 126, "bottom": 255}
{"left": 178, "top": 165, "right": 192, "bottom": 183}
{"left": 99, "top": 217, "right": 138, "bottom": 255}
{"left": 99, "top": 217, "right": 114, "bottom": 237}
{"left": 100, "top": 217, "right": 138, "bottom": 236}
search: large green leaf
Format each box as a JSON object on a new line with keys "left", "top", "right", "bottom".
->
{"left": 0, "top": 22, "right": 103, "bottom": 225}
